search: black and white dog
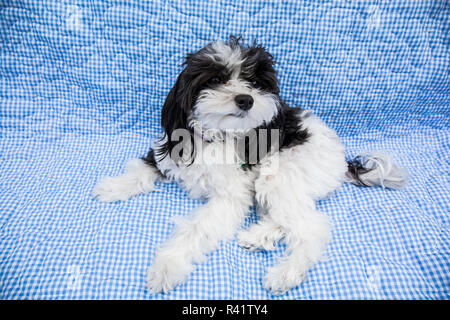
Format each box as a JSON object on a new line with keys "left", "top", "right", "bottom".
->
{"left": 93, "top": 37, "right": 406, "bottom": 295}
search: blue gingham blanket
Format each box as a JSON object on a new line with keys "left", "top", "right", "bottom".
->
{"left": 0, "top": 0, "right": 449, "bottom": 299}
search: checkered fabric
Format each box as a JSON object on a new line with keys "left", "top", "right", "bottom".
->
{"left": 0, "top": 0, "right": 449, "bottom": 299}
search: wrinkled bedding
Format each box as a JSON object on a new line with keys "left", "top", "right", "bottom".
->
{"left": 0, "top": 0, "right": 449, "bottom": 299}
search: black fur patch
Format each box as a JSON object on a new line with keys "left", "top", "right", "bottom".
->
{"left": 240, "top": 42, "right": 279, "bottom": 95}
{"left": 238, "top": 103, "right": 310, "bottom": 169}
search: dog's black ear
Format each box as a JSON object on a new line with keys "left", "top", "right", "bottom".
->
{"left": 161, "top": 69, "right": 189, "bottom": 136}
{"left": 159, "top": 69, "right": 194, "bottom": 163}
{"left": 242, "top": 44, "right": 279, "bottom": 95}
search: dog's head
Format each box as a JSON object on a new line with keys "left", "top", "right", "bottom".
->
{"left": 160, "top": 37, "right": 281, "bottom": 155}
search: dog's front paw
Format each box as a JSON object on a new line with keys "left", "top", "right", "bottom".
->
{"left": 263, "top": 263, "right": 307, "bottom": 296}
{"left": 93, "top": 176, "right": 132, "bottom": 202}
{"left": 146, "top": 252, "right": 192, "bottom": 294}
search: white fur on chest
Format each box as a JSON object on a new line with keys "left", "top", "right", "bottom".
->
{"left": 153, "top": 135, "right": 256, "bottom": 199}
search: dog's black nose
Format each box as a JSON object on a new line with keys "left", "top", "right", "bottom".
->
{"left": 234, "top": 94, "right": 254, "bottom": 111}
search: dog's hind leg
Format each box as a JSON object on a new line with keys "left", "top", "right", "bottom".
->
{"left": 93, "top": 150, "right": 162, "bottom": 202}
{"left": 262, "top": 197, "right": 331, "bottom": 295}
{"left": 250, "top": 112, "right": 348, "bottom": 295}
{"left": 255, "top": 166, "right": 332, "bottom": 295}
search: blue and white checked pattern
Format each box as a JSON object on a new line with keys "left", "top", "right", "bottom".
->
{"left": 0, "top": 0, "right": 449, "bottom": 299}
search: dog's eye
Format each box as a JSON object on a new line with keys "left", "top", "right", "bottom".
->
{"left": 251, "top": 80, "right": 261, "bottom": 89}
{"left": 207, "top": 76, "right": 222, "bottom": 86}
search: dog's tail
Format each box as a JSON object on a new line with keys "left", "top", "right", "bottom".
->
{"left": 345, "top": 151, "right": 408, "bottom": 189}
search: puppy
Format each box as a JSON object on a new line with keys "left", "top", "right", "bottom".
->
{"left": 93, "top": 37, "right": 406, "bottom": 295}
